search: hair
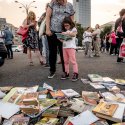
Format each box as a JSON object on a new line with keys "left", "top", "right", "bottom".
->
{"left": 96, "top": 24, "right": 100, "bottom": 29}
{"left": 62, "top": 17, "right": 75, "bottom": 31}
{"left": 119, "top": 9, "right": 125, "bottom": 17}
{"left": 27, "top": 11, "right": 36, "bottom": 21}
{"left": 86, "top": 27, "right": 90, "bottom": 30}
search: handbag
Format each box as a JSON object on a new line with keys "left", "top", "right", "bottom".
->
{"left": 17, "top": 26, "right": 28, "bottom": 36}
{"left": 39, "top": 18, "right": 46, "bottom": 37}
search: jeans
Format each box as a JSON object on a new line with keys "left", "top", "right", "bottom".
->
{"left": 47, "top": 33, "right": 65, "bottom": 73}
{"left": 5, "top": 44, "right": 13, "bottom": 58}
{"left": 42, "top": 35, "right": 49, "bottom": 65}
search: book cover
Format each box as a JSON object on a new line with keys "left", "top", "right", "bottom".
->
{"left": 0, "top": 86, "right": 13, "bottom": 93}
{"left": 95, "top": 102, "right": 125, "bottom": 123}
{"left": 55, "top": 33, "right": 72, "bottom": 41}
{"left": 43, "top": 83, "right": 53, "bottom": 91}
{"left": 81, "top": 78, "right": 91, "bottom": 84}
{"left": 103, "top": 77, "right": 115, "bottom": 82}
{"left": 0, "top": 90, "right": 6, "bottom": 99}
{"left": 61, "top": 89, "right": 80, "bottom": 98}
{"left": 91, "top": 119, "right": 109, "bottom": 125}
{"left": 35, "top": 117, "right": 59, "bottom": 125}
{"left": 63, "top": 117, "right": 73, "bottom": 125}
{"left": 92, "top": 102, "right": 118, "bottom": 116}
{"left": 82, "top": 91, "right": 99, "bottom": 100}
{"left": 50, "top": 90, "right": 65, "bottom": 99}
{"left": 83, "top": 96, "right": 97, "bottom": 106}
{"left": 112, "top": 123, "right": 125, "bottom": 125}
{"left": 90, "top": 83, "right": 105, "bottom": 89}
{"left": 42, "top": 106, "right": 60, "bottom": 118}
{"left": 115, "top": 79, "right": 125, "bottom": 85}
{"left": 69, "top": 110, "right": 99, "bottom": 125}
{"left": 88, "top": 74, "right": 103, "bottom": 82}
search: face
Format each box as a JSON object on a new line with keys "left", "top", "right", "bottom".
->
{"left": 64, "top": 23, "right": 71, "bottom": 30}
{"left": 95, "top": 24, "right": 99, "bottom": 29}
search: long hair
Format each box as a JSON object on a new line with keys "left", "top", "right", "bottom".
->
{"left": 62, "top": 17, "right": 75, "bottom": 31}
{"left": 27, "top": 11, "right": 36, "bottom": 21}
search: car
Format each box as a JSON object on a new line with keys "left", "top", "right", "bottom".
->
{"left": 12, "top": 45, "right": 23, "bottom": 52}
{"left": 0, "top": 42, "right": 7, "bottom": 67}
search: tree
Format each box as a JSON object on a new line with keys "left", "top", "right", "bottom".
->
{"left": 100, "top": 25, "right": 112, "bottom": 39}
{"left": 76, "top": 23, "right": 84, "bottom": 46}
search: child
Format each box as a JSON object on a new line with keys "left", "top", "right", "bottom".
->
{"left": 83, "top": 27, "right": 93, "bottom": 57}
{"left": 60, "top": 17, "right": 78, "bottom": 82}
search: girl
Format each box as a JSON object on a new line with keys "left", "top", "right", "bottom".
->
{"left": 61, "top": 17, "right": 78, "bottom": 82}
{"left": 23, "top": 11, "right": 44, "bottom": 66}
{"left": 83, "top": 27, "right": 93, "bottom": 57}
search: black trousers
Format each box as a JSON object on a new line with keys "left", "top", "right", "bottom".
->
{"left": 110, "top": 43, "right": 117, "bottom": 55}
{"left": 116, "top": 38, "right": 123, "bottom": 62}
{"left": 5, "top": 44, "right": 13, "bottom": 58}
{"left": 47, "top": 33, "right": 65, "bottom": 73}
{"left": 106, "top": 41, "right": 110, "bottom": 52}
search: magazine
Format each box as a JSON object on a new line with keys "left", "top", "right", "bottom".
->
{"left": 55, "top": 33, "right": 72, "bottom": 41}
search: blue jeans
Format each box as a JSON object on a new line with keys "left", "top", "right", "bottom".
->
{"left": 42, "top": 35, "right": 49, "bottom": 65}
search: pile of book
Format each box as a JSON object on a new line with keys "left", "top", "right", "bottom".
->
{"left": 0, "top": 77, "right": 125, "bottom": 125}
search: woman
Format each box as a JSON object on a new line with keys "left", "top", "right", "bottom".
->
{"left": 23, "top": 11, "right": 44, "bottom": 66}
{"left": 46, "top": 0, "right": 75, "bottom": 79}
{"left": 92, "top": 24, "right": 101, "bottom": 57}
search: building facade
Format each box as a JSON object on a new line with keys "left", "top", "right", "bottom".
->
{"left": 73, "top": 0, "right": 91, "bottom": 27}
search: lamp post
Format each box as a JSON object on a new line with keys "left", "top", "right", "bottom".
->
{"left": 15, "top": 1, "right": 37, "bottom": 15}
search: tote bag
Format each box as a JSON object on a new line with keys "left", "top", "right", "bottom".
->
{"left": 17, "top": 26, "right": 28, "bottom": 36}
{"left": 39, "top": 18, "right": 46, "bottom": 38}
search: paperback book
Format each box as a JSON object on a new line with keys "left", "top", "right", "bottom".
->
{"left": 55, "top": 33, "right": 72, "bottom": 41}
{"left": 88, "top": 74, "right": 103, "bottom": 82}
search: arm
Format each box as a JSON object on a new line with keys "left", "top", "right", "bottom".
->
{"left": 46, "top": 7, "right": 53, "bottom": 36}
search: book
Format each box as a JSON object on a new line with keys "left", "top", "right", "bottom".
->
{"left": 0, "top": 86, "right": 13, "bottom": 93}
{"left": 83, "top": 96, "right": 97, "bottom": 106}
{"left": 42, "top": 106, "right": 60, "bottom": 118}
{"left": 115, "top": 79, "right": 125, "bottom": 85}
{"left": 82, "top": 91, "right": 99, "bottom": 100}
{"left": 35, "top": 117, "right": 59, "bottom": 125}
{"left": 81, "top": 78, "right": 91, "bottom": 84}
{"left": 63, "top": 117, "right": 73, "bottom": 125}
{"left": 23, "top": 98, "right": 39, "bottom": 106}
{"left": 50, "top": 90, "right": 65, "bottom": 99}
{"left": 55, "top": 33, "right": 72, "bottom": 41}
{"left": 43, "top": 83, "right": 53, "bottom": 91}
{"left": 70, "top": 99, "right": 85, "bottom": 113}
{"left": 0, "top": 115, "right": 2, "bottom": 124}
{"left": 112, "top": 123, "right": 125, "bottom": 125}
{"left": 103, "top": 77, "right": 115, "bottom": 83}
{"left": 92, "top": 102, "right": 118, "bottom": 116}
{"left": 0, "top": 101, "right": 20, "bottom": 119}
{"left": 88, "top": 74, "right": 103, "bottom": 82}
{"left": 69, "top": 110, "right": 99, "bottom": 125}
{"left": 95, "top": 103, "right": 125, "bottom": 123}
{"left": 58, "top": 106, "right": 74, "bottom": 117}
{"left": 61, "top": 89, "right": 80, "bottom": 98}
{"left": 90, "top": 83, "right": 105, "bottom": 89}
{"left": 0, "top": 90, "right": 6, "bottom": 99}
{"left": 91, "top": 119, "right": 109, "bottom": 125}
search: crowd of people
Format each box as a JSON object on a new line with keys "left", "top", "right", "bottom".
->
{"left": 1, "top": 0, "right": 125, "bottom": 81}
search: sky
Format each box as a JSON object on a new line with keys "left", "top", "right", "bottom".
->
{"left": 0, "top": 0, "right": 125, "bottom": 28}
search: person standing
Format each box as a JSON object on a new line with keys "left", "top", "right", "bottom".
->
{"left": 105, "top": 33, "right": 111, "bottom": 53}
{"left": 23, "top": 11, "right": 44, "bottom": 66}
{"left": 46, "top": 0, "right": 75, "bottom": 78}
{"left": 92, "top": 24, "right": 101, "bottom": 57}
{"left": 83, "top": 27, "right": 93, "bottom": 57}
{"left": 4, "top": 26, "right": 14, "bottom": 59}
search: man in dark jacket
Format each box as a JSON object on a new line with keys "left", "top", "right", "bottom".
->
{"left": 4, "top": 26, "right": 14, "bottom": 59}
{"left": 115, "top": 9, "right": 125, "bottom": 62}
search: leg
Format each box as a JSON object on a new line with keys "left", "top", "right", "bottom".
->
{"left": 88, "top": 42, "right": 92, "bottom": 57}
{"left": 58, "top": 40, "right": 65, "bottom": 73}
{"left": 35, "top": 48, "right": 44, "bottom": 63}
{"left": 85, "top": 42, "right": 89, "bottom": 56}
{"left": 47, "top": 34, "right": 57, "bottom": 73}
{"left": 5, "top": 45, "right": 10, "bottom": 58}
{"left": 63, "top": 48, "right": 69, "bottom": 74}
{"left": 27, "top": 47, "right": 33, "bottom": 63}
{"left": 9, "top": 44, "right": 13, "bottom": 58}
{"left": 110, "top": 43, "right": 114, "bottom": 55}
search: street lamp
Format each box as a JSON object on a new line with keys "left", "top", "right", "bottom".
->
{"left": 15, "top": 0, "right": 37, "bottom": 15}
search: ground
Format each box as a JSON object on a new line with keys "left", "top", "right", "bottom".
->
{"left": 0, "top": 51, "right": 125, "bottom": 93}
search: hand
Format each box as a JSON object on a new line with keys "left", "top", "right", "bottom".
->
{"left": 46, "top": 29, "right": 52, "bottom": 36}
{"left": 59, "top": 39, "right": 64, "bottom": 42}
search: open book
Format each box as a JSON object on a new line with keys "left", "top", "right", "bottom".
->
{"left": 55, "top": 33, "right": 72, "bottom": 41}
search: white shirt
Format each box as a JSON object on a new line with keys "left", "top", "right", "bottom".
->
{"left": 93, "top": 28, "right": 101, "bottom": 38}
{"left": 83, "top": 31, "right": 92, "bottom": 43}
{"left": 0, "top": 30, "right": 4, "bottom": 43}
{"left": 63, "top": 27, "right": 77, "bottom": 49}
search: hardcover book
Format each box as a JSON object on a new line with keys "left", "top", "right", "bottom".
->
{"left": 88, "top": 74, "right": 103, "bottom": 82}
{"left": 92, "top": 102, "right": 118, "bottom": 116}
{"left": 55, "top": 33, "right": 72, "bottom": 41}
{"left": 83, "top": 96, "right": 97, "bottom": 106}
{"left": 50, "top": 90, "right": 65, "bottom": 99}
{"left": 42, "top": 106, "right": 60, "bottom": 118}
{"left": 35, "top": 117, "right": 59, "bottom": 125}
{"left": 63, "top": 117, "right": 73, "bottom": 125}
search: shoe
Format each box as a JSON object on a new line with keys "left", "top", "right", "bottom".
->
{"left": 61, "top": 72, "right": 69, "bottom": 80}
{"left": 48, "top": 72, "right": 55, "bottom": 79}
{"left": 72, "top": 73, "right": 79, "bottom": 82}
{"left": 40, "top": 61, "right": 45, "bottom": 65}
{"left": 44, "top": 64, "right": 50, "bottom": 68}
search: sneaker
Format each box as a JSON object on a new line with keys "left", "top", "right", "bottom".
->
{"left": 61, "top": 72, "right": 69, "bottom": 80}
{"left": 48, "top": 72, "right": 55, "bottom": 79}
{"left": 72, "top": 73, "right": 79, "bottom": 82}
{"left": 44, "top": 64, "right": 50, "bottom": 68}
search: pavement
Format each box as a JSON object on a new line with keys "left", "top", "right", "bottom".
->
{"left": 0, "top": 50, "right": 125, "bottom": 93}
